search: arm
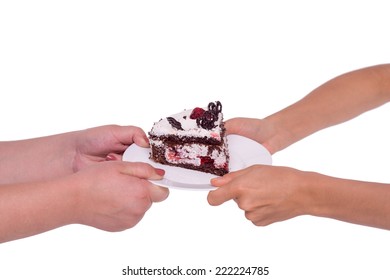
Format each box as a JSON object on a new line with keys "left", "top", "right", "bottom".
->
{"left": 0, "top": 125, "right": 149, "bottom": 184}
{"left": 226, "top": 64, "right": 390, "bottom": 154}
{"left": 208, "top": 165, "right": 390, "bottom": 230}
{"left": 0, "top": 161, "right": 168, "bottom": 243}
{"left": 208, "top": 64, "right": 390, "bottom": 230}
{"left": 0, "top": 134, "right": 76, "bottom": 184}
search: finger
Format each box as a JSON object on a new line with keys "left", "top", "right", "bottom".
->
{"left": 106, "top": 153, "right": 122, "bottom": 161}
{"left": 225, "top": 117, "right": 258, "bottom": 136}
{"left": 133, "top": 133, "right": 150, "bottom": 148}
{"left": 210, "top": 175, "right": 232, "bottom": 187}
{"left": 224, "top": 117, "right": 244, "bottom": 135}
{"left": 248, "top": 212, "right": 275, "bottom": 227}
{"left": 119, "top": 162, "right": 165, "bottom": 180}
{"left": 210, "top": 168, "right": 248, "bottom": 187}
{"left": 207, "top": 182, "right": 237, "bottom": 206}
{"left": 209, "top": 167, "right": 258, "bottom": 205}
{"left": 147, "top": 184, "right": 170, "bottom": 202}
{"left": 112, "top": 125, "right": 150, "bottom": 148}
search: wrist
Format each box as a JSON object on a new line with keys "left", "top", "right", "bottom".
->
{"left": 56, "top": 173, "right": 86, "bottom": 226}
{"left": 45, "top": 176, "right": 81, "bottom": 226}
{"left": 295, "top": 171, "right": 323, "bottom": 217}
{"left": 299, "top": 172, "right": 343, "bottom": 219}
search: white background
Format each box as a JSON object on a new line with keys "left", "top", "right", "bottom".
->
{"left": 1, "top": 1, "right": 390, "bottom": 279}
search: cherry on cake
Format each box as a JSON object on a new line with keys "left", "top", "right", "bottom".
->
{"left": 148, "top": 101, "right": 229, "bottom": 176}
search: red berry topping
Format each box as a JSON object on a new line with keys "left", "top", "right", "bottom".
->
{"left": 190, "top": 107, "right": 205, "bottom": 119}
{"left": 200, "top": 156, "right": 214, "bottom": 166}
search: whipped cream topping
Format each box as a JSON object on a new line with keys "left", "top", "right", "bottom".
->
{"left": 149, "top": 107, "right": 223, "bottom": 141}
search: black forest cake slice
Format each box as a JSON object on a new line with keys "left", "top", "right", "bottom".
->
{"left": 148, "top": 101, "right": 229, "bottom": 176}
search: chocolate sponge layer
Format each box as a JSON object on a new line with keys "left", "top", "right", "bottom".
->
{"left": 150, "top": 144, "right": 228, "bottom": 176}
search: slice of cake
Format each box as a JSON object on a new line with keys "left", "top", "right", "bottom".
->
{"left": 148, "top": 101, "right": 229, "bottom": 176}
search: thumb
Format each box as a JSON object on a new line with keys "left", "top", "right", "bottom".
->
{"left": 120, "top": 162, "right": 165, "bottom": 180}
{"left": 148, "top": 184, "right": 170, "bottom": 202}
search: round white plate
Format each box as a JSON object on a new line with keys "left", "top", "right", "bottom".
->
{"left": 122, "top": 134, "right": 272, "bottom": 191}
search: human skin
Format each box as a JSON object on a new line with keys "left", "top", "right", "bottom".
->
{"left": 0, "top": 125, "right": 151, "bottom": 184}
{"left": 0, "top": 161, "right": 168, "bottom": 243}
{"left": 0, "top": 125, "right": 169, "bottom": 243}
{"left": 208, "top": 64, "right": 390, "bottom": 229}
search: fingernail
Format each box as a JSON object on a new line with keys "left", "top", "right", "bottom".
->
{"left": 106, "top": 154, "right": 116, "bottom": 161}
{"left": 210, "top": 177, "right": 223, "bottom": 185}
{"left": 156, "top": 168, "right": 165, "bottom": 176}
{"left": 211, "top": 177, "right": 219, "bottom": 183}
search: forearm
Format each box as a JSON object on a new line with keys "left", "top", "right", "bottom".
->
{"left": 0, "top": 132, "right": 76, "bottom": 184}
{"left": 0, "top": 178, "right": 78, "bottom": 243}
{"left": 266, "top": 64, "right": 390, "bottom": 152}
{"left": 303, "top": 173, "right": 390, "bottom": 230}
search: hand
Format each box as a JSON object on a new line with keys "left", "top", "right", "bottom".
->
{"left": 72, "top": 125, "right": 150, "bottom": 172}
{"left": 70, "top": 161, "right": 169, "bottom": 231}
{"left": 0, "top": 125, "right": 151, "bottom": 184}
{"left": 225, "top": 118, "right": 278, "bottom": 154}
{"left": 0, "top": 160, "right": 169, "bottom": 243}
{"left": 207, "top": 165, "right": 309, "bottom": 226}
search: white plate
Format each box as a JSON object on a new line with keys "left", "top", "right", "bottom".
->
{"left": 122, "top": 134, "right": 272, "bottom": 191}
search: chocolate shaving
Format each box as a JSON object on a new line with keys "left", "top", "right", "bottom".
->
{"left": 167, "top": 117, "right": 183, "bottom": 130}
{"left": 197, "top": 101, "right": 222, "bottom": 130}
{"left": 197, "top": 110, "right": 218, "bottom": 129}
{"left": 208, "top": 101, "right": 222, "bottom": 114}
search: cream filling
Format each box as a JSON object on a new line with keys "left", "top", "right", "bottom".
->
{"left": 151, "top": 140, "right": 227, "bottom": 168}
